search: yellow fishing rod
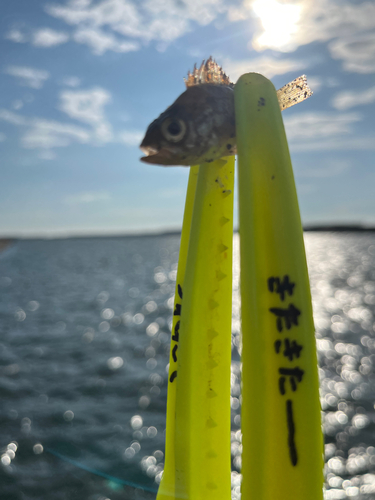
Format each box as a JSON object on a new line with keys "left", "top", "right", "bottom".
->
{"left": 158, "top": 157, "right": 235, "bottom": 500}
{"left": 235, "top": 73, "right": 323, "bottom": 500}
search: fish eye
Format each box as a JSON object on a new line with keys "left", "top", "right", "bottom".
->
{"left": 161, "top": 118, "right": 186, "bottom": 142}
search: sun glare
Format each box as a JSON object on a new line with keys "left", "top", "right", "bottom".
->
{"left": 252, "top": 0, "right": 302, "bottom": 51}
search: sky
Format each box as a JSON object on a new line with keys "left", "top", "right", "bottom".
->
{"left": 0, "top": 0, "right": 374, "bottom": 238}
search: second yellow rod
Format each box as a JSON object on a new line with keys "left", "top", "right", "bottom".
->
{"left": 158, "top": 156, "right": 235, "bottom": 499}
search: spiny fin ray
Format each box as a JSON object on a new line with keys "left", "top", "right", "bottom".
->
{"left": 184, "top": 56, "right": 233, "bottom": 89}
{"left": 184, "top": 58, "right": 312, "bottom": 110}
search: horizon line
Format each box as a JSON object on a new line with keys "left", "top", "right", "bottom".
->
{"left": 1, "top": 223, "right": 375, "bottom": 241}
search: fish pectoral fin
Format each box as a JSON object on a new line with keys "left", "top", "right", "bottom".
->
{"left": 276, "top": 75, "right": 313, "bottom": 111}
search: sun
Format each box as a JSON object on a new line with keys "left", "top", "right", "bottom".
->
{"left": 252, "top": 0, "right": 302, "bottom": 51}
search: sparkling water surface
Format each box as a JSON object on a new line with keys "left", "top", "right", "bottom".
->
{"left": 0, "top": 233, "right": 375, "bottom": 500}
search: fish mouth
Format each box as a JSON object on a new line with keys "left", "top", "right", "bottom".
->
{"left": 140, "top": 145, "right": 179, "bottom": 165}
{"left": 140, "top": 145, "right": 158, "bottom": 157}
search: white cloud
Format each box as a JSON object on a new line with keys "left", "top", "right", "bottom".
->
{"left": 45, "top": 0, "right": 139, "bottom": 27}
{"left": 58, "top": 87, "right": 114, "bottom": 142}
{"left": 0, "top": 132, "right": 6, "bottom": 142}
{"left": 22, "top": 119, "right": 91, "bottom": 149}
{"left": 5, "top": 26, "right": 69, "bottom": 48}
{"left": 59, "top": 87, "right": 111, "bottom": 123}
{"left": 4, "top": 66, "right": 50, "bottom": 89}
{"left": 284, "top": 111, "right": 361, "bottom": 141}
{"left": 65, "top": 191, "right": 111, "bottom": 204}
{"left": 45, "top": 0, "right": 227, "bottom": 51}
{"left": 5, "top": 28, "right": 27, "bottom": 43}
{"left": 332, "top": 86, "right": 375, "bottom": 110}
{"left": 73, "top": 27, "right": 139, "bottom": 55}
{"left": 1, "top": 89, "right": 113, "bottom": 151}
{"left": 282, "top": 110, "right": 375, "bottom": 152}
{"left": 329, "top": 33, "right": 375, "bottom": 74}
{"left": 32, "top": 28, "right": 69, "bottom": 47}
{"left": 223, "top": 56, "right": 307, "bottom": 81}
{"left": 0, "top": 105, "right": 112, "bottom": 153}
{"left": 0, "top": 83, "right": 140, "bottom": 154}
{"left": 0, "top": 109, "right": 27, "bottom": 126}
{"left": 118, "top": 130, "right": 144, "bottom": 146}
{"left": 61, "top": 76, "right": 81, "bottom": 87}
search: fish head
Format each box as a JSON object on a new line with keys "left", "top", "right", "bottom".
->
{"left": 140, "top": 84, "right": 236, "bottom": 166}
{"left": 140, "top": 107, "right": 191, "bottom": 166}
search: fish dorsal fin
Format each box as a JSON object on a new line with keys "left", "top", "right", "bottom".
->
{"left": 276, "top": 74, "right": 313, "bottom": 111}
{"left": 184, "top": 56, "right": 234, "bottom": 88}
{"left": 184, "top": 59, "right": 313, "bottom": 109}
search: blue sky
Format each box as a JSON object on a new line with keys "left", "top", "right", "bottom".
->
{"left": 0, "top": 0, "right": 374, "bottom": 237}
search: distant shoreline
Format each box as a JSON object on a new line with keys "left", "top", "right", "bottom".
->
{"left": 1, "top": 225, "right": 375, "bottom": 243}
{"left": 303, "top": 225, "right": 375, "bottom": 232}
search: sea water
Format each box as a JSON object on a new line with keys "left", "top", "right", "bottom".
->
{"left": 0, "top": 233, "right": 374, "bottom": 500}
